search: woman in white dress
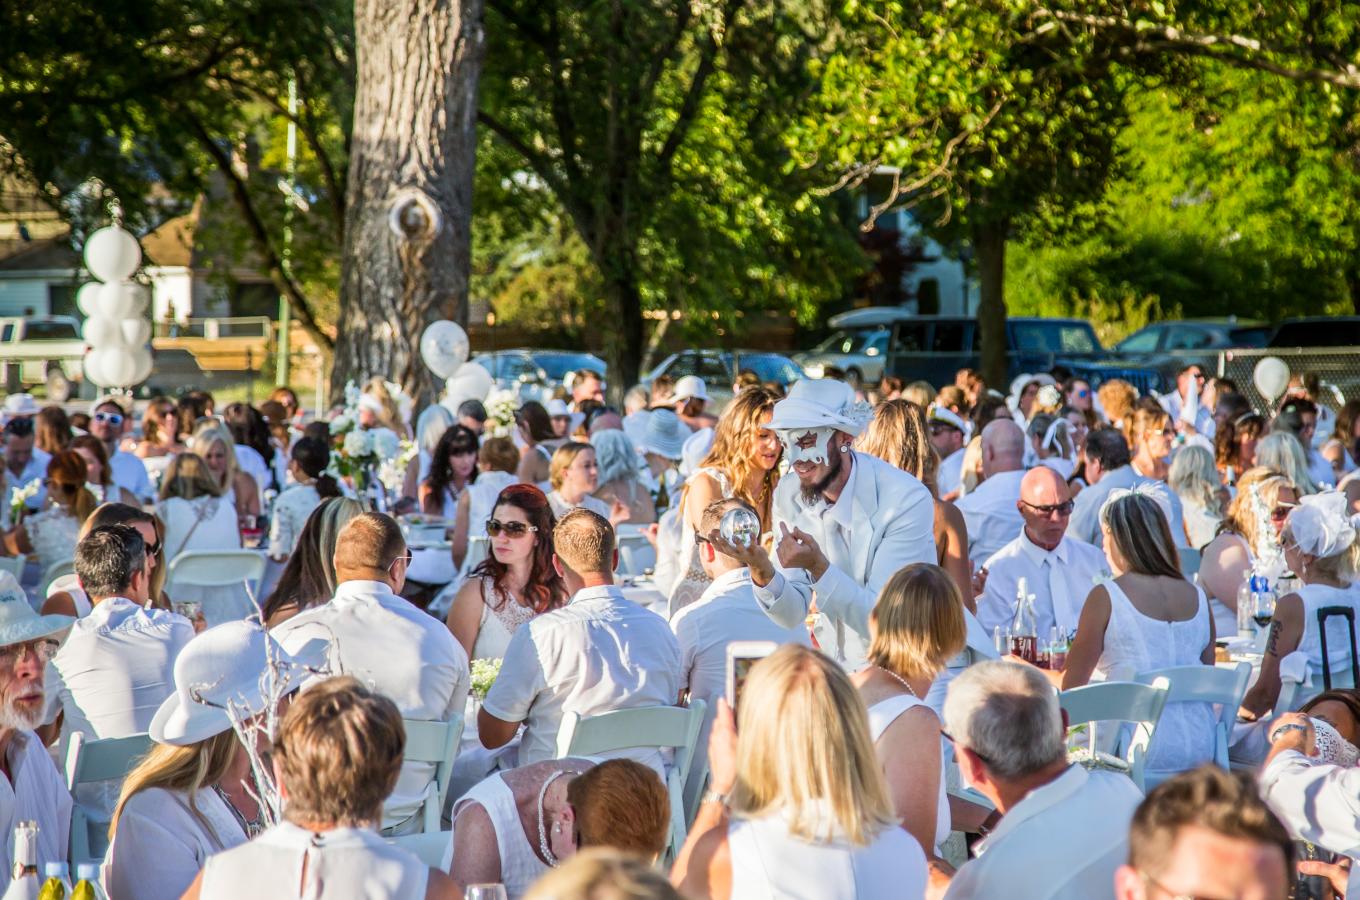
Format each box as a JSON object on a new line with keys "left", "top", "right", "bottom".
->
{"left": 1168, "top": 444, "right": 1227, "bottom": 550}
{"left": 1241, "top": 491, "right": 1360, "bottom": 717}
{"left": 1040, "top": 487, "right": 1217, "bottom": 780}
{"left": 1199, "top": 467, "right": 1297, "bottom": 637}
{"left": 546, "top": 442, "right": 623, "bottom": 523}
{"left": 673, "top": 644, "right": 927, "bottom": 899}
{"left": 189, "top": 420, "right": 261, "bottom": 531}
{"left": 850, "top": 564, "right": 965, "bottom": 859}
{"left": 669, "top": 388, "right": 781, "bottom": 612}
{"left": 514, "top": 402, "right": 565, "bottom": 488}
{"left": 446, "top": 484, "right": 566, "bottom": 662}
{"left": 2, "top": 450, "right": 95, "bottom": 574}
{"left": 452, "top": 437, "right": 519, "bottom": 571}
{"left": 420, "top": 424, "right": 478, "bottom": 518}
{"left": 448, "top": 758, "right": 670, "bottom": 899}
{"left": 157, "top": 453, "right": 250, "bottom": 622}
{"left": 268, "top": 436, "right": 341, "bottom": 561}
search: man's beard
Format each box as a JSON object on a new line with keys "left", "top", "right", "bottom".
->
{"left": 800, "top": 447, "right": 844, "bottom": 505}
{"left": 0, "top": 696, "right": 42, "bottom": 732}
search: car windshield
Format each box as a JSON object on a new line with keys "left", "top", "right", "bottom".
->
{"left": 23, "top": 321, "right": 78, "bottom": 341}
{"left": 737, "top": 354, "right": 802, "bottom": 385}
{"left": 1228, "top": 327, "right": 1271, "bottom": 348}
{"left": 533, "top": 352, "right": 604, "bottom": 380}
{"left": 1012, "top": 322, "right": 1100, "bottom": 354}
{"left": 813, "top": 328, "right": 884, "bottom": 354}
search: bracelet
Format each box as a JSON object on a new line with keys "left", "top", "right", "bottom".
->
{"left": 701, "top": 789, "right": 729, "bottom": 808}
{"left": 1270, "top": 722, "right": 1310, "bottom": 745}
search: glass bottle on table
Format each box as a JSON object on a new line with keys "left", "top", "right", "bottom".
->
{"left": 1009, "top": 577, "right": 1038, "bottom": 664}
{"left": 1253, "top": 578, "right": 1277, "bottom": 632}
{"left": 3, "top": 821, "right": 40, "bottom": 900}
{"left": 1237, "top": 576, "right": 1257, "bottom": 639}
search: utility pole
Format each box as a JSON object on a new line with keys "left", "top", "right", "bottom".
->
{"left": 276, "top": 76, "right": 297, "bottom": 387}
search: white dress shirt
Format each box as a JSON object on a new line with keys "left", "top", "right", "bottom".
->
{"left": 937, "top": 447, "right": 966, "bottom": 497}
{"left": 670, "top": 568, "right": 810, "bottom": 756}
{"left": 754, "top": 451, "right": 936, "bottom": 669}
{"left": 43, "top": 597, "right": 193, "bottom": 822}
{"left": 1260, "top": 749, "right": 1360, "bottom": 900}
{"left": 956, "top": 468, "right": 1026, "bottom": 566}
{"left": 273, "top": 579, "right": 470, "bottom": 828}
{"left": 483, "top": 584, "right": 681, "bottom": 768}
{"left": 110, "top": 449, "right": 155, "bottom": 503}
{"left": 1069, "top": 465, "right": 1188, "bottom": 549}
{"left": 0, "top": 731, "right": 71, "bottom": 881}
{"left": 944, "top": 766, "right": 1142, "bottom": 900}
{"left": 105, "top": 786, "right": 247, "bottom": 900}
{"left": 978, "top": 532, "right": 1109, "bottom": 641}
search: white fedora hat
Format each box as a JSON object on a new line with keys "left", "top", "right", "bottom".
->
{"left": 151, "top": 620, "right": 327, "bottom": 747}
{"left": 640, "top": 408, "right": 688, "bottom": 460}
{"left": 766, "top": 378, "right": 872, "bottom": 437}
{"left": 0, "top": 573, "right": 71, "bottom": 647}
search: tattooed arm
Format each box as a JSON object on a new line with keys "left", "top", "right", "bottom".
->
{"left": 1241, "top": 593, "right": 1305, "bottom": 719}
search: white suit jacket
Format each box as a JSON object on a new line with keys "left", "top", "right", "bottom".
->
{"left": 754, "top": 451, "right": 936, "bottom": 665}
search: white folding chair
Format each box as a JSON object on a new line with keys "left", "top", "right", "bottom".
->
{"left": 614, "top": 526, "right": 657, "bottom": 578}
{"left": 40, "top": 558, "right": 75, "bottom": 597}
{"left": 1060, "top": 678, "right": 1170, "bottom": 792}
{"left": 385, "top": 831, "right": 452, "bottom": 868}
{"left": 462, "top": 536, "right": 490, "bottom": 576}
{"left": 1137, "top": 664, "right": 1250, "bottom": 785}
{"left": 166, "top": 550, "right": 267, "bottom": 621}
{"left": 0, "top": 555, "right": 26, "bottom": 583}
{"left": 1177, "top": 547, "right": 1203, "bottom": 580}
{"left": 65, "top": 732, "right": 153, "bottom": 866}
{"left": 556, "top": 701, "right": 707, "bottom": 863}
{"left": 392, "top": 715, "right": 465, "bottom": 834}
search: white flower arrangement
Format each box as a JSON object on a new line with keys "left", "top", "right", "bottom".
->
{"left": 9, "top": 479, "right": 40, "bottom": 524}
{"left": 1037, "top": 384, "right": 1063, "bottom": 410}
{"left": 328, "top": 412, "right": 355, "bottom": 435}
{"left": 343, "top": 429, "right": 374, "bottom": 457}
{"left": 378, "top": 439, "right": 419, "bottom": 492}
{"left": 485, "top": 388, "right": 520, "bottom": 439}
{"left": 470, "top": 657, "right": 502, "bottom": 700}
{"left": 1247, "top": 480, "right": 1287, "bottom": 582}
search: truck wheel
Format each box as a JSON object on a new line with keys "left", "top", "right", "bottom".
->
{"left": 45, "top": 369, "right": 72, "bottom": 403}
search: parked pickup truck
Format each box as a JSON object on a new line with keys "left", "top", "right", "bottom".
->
{"left": 0, "top": 316, "right": 86, "bottom": 401}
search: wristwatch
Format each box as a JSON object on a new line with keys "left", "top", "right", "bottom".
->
{"left": 701, "top": 789, "right": 730, "bottom": 808}
{"left": 1270, "top": 722, "right": 1311, "bottom": 745}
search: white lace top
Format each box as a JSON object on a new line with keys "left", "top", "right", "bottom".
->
{"left": 23, "top": 507, "right": 81, "bottom": 572}
{"left": 267, "top": 483, "right": 322, "bottom": 558}
{"left": 668, "top": 467, "right": 732, "bottom": 614}
{"left": 472, "top": 576, "right": 541, "bottom": 662}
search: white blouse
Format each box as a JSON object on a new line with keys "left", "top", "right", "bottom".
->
{"left": 104, "top": 786, "right": 248, "bottom": 900}
{"left": 268, "top": 483, "right": 322, "bottom": 558}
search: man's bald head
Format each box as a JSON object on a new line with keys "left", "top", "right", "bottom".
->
{"left": 1017, "top": 465, "right": 1073, "bottom": 550}
{"left": 1021, "top": 466, "right": 1068, "bottom": 505}
{"left": 981, "top": 419, "right": 1025, "bottom": 477}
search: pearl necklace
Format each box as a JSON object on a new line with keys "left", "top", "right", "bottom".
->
{"left": 876, "top": 665, "right": 918, "bottom": 698}
{"left": 536, "top": 769, "right": 584, "bottom": 867}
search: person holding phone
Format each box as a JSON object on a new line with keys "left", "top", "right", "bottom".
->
{"left": 707, "top": 379, "right": 935, "bottom": 668}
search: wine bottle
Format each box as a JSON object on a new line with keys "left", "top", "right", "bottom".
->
{"left": 36, "top": 863, "right": 70, "bottom": 900}
{"left": 2, "top": 822, "right": 40, "bottom": 900}
{"left": 1009, "top": 577, "right": 1037, "bottom": 663}
{"left": 69, "top": 864, "right": 104, "bottom": 900}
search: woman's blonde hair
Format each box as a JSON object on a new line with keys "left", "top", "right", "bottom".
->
{"left": 109, "top": 729, "right": 239, "bottom": 843}
{"left": 856, "top": 400, "right": 938, "bottom": 493}
{"left": 959, "top": 435, "right": 984, "bottom": 496}
{"left": 1131, "top": 407, "right": 1172, "bottom": 454}
{"left": 1221, "top": 467, "right": 1293, "bottom": 550}
{"left": 695, "top": 387, "right": 780, "bottom": 517}
{"left": 869, "top": 564, "right": 967, "bottom": 680}
{"left": 523, "top": 848, "right": 682, "bottom": 900}
{"left": 902, "top": 380, "right": 936, "bottom": 409}
{"left": 730, "top": 645, "right": 896, "bottom": 846}
{"left": 549, "top": 441, "right": 594, "bottom": 492}
{"left": 188, "top": 421, "right": 239, "bottom": 491}
{"left": 1168, "top": 445, "right": 1223, "bottom": 519}
{"left": 158, "top": 452, "right": 223, "bottom": 501}
{"left": 1098, "top": 380, "right": 1138, "bottom": 434}
{"left": 80, "top": 503, "right": 169, "bottom": 601}
{"left": 1256, "top": 432, "right": 1318, "bottom": 496}
{"left": 1282, "top": 517, "right": 1360, "bottom": 584}
{"left": 362, "top": 377, "right": 402, "bottom": 431}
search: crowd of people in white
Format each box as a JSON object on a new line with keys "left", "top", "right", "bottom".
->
{"left": 0, "top": 358, "right": 1357, "bottom": 898}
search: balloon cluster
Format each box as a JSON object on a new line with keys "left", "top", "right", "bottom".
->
{"left": 79, "top": 226, "right": 153, "bottom": 388}
{"left": 420, "top": 321, "right": 493, "bottom": 411}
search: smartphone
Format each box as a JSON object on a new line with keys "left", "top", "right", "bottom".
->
{"left": 726, "top": 641, "right": 777, "bottom": 720}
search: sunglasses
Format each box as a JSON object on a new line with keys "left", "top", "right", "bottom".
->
{"left": 940, "top": 729, "right": 996, "bottom": 768}
{"left": 93, "top": 411, "right": 125, "bottom": 426}
{"left": 1075, "top": 389, "right": 1090, "bottom": 398}
{"left": 1021, "top": 499, "right": 1075, "bottom": 517}
{"left": 487, "top": 519, "right": 537, "bottom": 538}
{"left": 1270, "top": 505, "right": 1297, "bottom": 522}
{"left": 929, "top": 423, "right": 961, "bottom": 436}
{"left": 145, "top": 540, "right": 161, "bottom": 558}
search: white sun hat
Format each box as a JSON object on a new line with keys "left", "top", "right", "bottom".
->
{"left": 150, "top": 619, "right": 327, "bottom": 747}
{"left": 766, "top": 378, "right": 872, "bottom": 437}
{"left": 673, "top": 375, "right": 710, "bottom": 405}
{"left": 545, "top": 399, "right": 585, "bottom": 434}
{"left": 0, "top": 572, "right": 71, "bottom": 647}
{"left": 640, "top": 408, "right": 689, "bottom": 460}
{"left": 2, "top": 394, "right": 40, "bottom": 419}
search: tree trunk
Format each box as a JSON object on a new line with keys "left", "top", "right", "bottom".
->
{"left": 1346, "top": 260, "right": 1360, "bottom": 316}
{"left": 599, "top": 257, "right": 646, "bottom": 403}
{"left": 973, "top": 218, "right": 1009, "bottom": 390}
{"left": 332, "top": 0, "right": 485, "bottom": 411}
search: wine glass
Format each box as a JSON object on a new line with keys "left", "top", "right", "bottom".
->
{"left": 466, "top": 886, "right": 509, "bottom": 900}
{"left": 1252, "top": 584, "right": 1276, "bottom": 633}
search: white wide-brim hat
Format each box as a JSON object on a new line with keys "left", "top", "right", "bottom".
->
{"left": 2, "top": 393, "right": 40, "bottom": 418}
{"left": 766, "top": 378, "right": 871, "bottom": 437}
{"left": 151, "top": 619, "right": 327, "bottom": 746}
{"left": 680, "top": 427, "right": 715, "bottom": 477}
{"left": 640, "top": 408, "right": 689, "bottom": 460}
{"left": 673, "top": 375, "right": 710, "bottom": 404}
{"left": 0, "top": 572, "right": 71, "bottom": 646}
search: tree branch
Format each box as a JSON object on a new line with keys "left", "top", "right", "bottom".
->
{"left": 476, "top": 109, "right": 569, "bottom": 199}
{"left": 655, "top": 0, "right": 744, "bottom": 181}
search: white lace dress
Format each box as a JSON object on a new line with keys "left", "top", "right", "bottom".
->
{"left": 23, "top": 507, "right": 81, "bottom": 573}
{"left": 1097, "top": 579, "right": 1217, "bottom": 777}
{"left": 471, "top": 577, "right": 539, "bottom": 662}
{"left": 667, "top": 467, "right": 731, "bottom": 613}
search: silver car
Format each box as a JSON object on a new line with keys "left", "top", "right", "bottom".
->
{"left": 793, "top": 309, "right": 893, "bottom": 387}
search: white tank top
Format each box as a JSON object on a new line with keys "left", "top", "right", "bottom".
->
{"left": 866, "top": 693, "right": 950, "bottom": 853}
{"left": 727, "top": 808, "right": 927, "bottom": 900}
{"left": 46, "top": 573, "right": 91, "bottom": 617}
{"left": 450, "top": 774, "right": 547, "bottom": 898}
{"left": 199, "top": 822, "right": 427, "bottom": 900}
{"left": 1295, "top": 582, "right": 1360, "bottom": 686}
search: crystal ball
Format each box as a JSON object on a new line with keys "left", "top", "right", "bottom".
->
{"left": 719, "top": 507, "right": 761, "bottom": 549}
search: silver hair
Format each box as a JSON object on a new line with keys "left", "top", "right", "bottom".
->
{"left": 591, "top": 428, "right": 641, "bottom": 486}
{"left": 623, "top": 385, "right": 649, "bottom": 415}
{"left": 1168, "top": 444, "right": 1222, "bottom": 516}
{"left": 943, "top": 660, "right": 1065, "bottom": 780}
{"left": 415, "top": 405, "right": 455, "bottom": 455}
{"left": 1256, "top": 431, "right": 1318, "bottom": 496}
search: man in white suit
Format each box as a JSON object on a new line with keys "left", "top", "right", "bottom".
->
{"left": 711, "top": 378, "right": 936, "bottom": 667}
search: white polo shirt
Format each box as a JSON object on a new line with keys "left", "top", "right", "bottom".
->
{"left": 109, "top": 450, "right": 155, "bottom": 503}
{"left": 483, "top": 584, "right": 681, "bottom": 768}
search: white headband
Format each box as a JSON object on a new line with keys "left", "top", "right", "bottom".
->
{"left": 1100, "top": 482, "right": 1174, "bottom": 529}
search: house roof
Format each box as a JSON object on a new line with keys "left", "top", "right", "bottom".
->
{"left": 0, "top": 235, "right": 80, "bottom": 271}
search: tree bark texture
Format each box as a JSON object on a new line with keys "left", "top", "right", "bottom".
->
{"left": 973, "top": 219, "right": 1009, "bottom": 390}
{"left": 333, "top": 0, "right": 485, "bottom": 410}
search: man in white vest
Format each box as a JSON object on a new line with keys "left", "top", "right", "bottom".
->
{"left": 711, "top": 378, "right": 935, "bottom": 668}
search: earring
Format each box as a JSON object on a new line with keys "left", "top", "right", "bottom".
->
{"left": 553, "top": 823, "right": 562, "bottom": 835}
{"left": 839, "top": 444, "right": 849, "bottom": 453}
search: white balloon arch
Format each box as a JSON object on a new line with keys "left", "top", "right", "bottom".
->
{"left": 81, "top": 225, "right": 153, "bottom": 389}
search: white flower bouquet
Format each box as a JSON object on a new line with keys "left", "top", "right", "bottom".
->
{"left": 9, "top": 479, "right": 40, "bottom": 525}
{"left": 470, "top": 657, "right": 502, "bottom": 700}
{"left": 485, "top": 388, "right": 520, "bottom": 439}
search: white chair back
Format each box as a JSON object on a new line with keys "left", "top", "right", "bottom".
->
{"left": 385, "top": 831, "right": 452, "bottom": 868}
{"left": 41, "top": 558, "right": 75, "bottom": 597}
{"left": 555, "top": 701, "right": 707, "bottom": 863}
{"left": 1060, "top": 678, "right": 1170, "bottom": 792}
{"left": 392, "top": 715, "right": 465, "bottom": 834}
{"left": 166, "top": 550, "right": 267, "bottom": 619}
{"left": 1136, "top": 664, "right": 1250, "bottom": 784}
{"left": 65, "top": 732, "right": 153, "bottom": 866}
{"left": 614, "top": 526, "right": 657, "bottom": 577}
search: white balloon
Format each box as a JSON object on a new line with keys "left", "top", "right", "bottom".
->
{"left": 120, "top": 318, "right": 152, "bottom": 348}
{"left": 76, "top": 282, "right": 103, "bottom": 318}
{"left": 100, "top": 349, "right": 137, "bottom": 387}
{"left": 84, "top": 226, "right": 142, "bottom": 282}
{"left": 442, "top": 362, "right": 493, "bottom": 410}
{"left": 420, "top": 320, "right": 470, "bottom": 379}
{"left": 97, "top": 282, "right": 135, "bottom": 319}
{"left": 130, "top": 348, "right": 154, "bottom": 385}
{"left": 81, "top": 315, "right": 122, "bottom": 348}
{"left": 1253, "top": 357, "right": 1291, "bottom": 402}
{"left": 82, "top": 352, "right": 107, "bottom": 387}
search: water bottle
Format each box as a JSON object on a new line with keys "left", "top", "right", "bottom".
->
{"left": 1237, "top": 576, "right": 1257, "bottom": 639}
{"left": 69, "top": 865, "right": 104, "bottom": 900}
{"left": 36, "top": 863, "right": 70, "bottom": 900}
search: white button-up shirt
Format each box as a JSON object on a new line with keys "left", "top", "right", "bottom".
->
{"left": 483, "top": 584, "right": 681, "bottom": 768}
{"left": 956, "top": 469, "right": 1026, "bottom": 566}
{"left": 109, "top": 449, "right": 155, "bottom": 503}
{"left": 1260, "top": 749, "right": 1360, "bottom": 900}
{"left": 944, "top": 766, "right": 1142, "bottom": 900}
{"left": 0, "top": 731, "right": 71, "bottom": 880}
{"left": 1069, "top": 465, "right": 1189, "bottom": 549}
{"left": 273, "top": 579, "right": 470, "bottom": 827}
{"left": 671, "top": 568, "right": 810, "bottom": 755}
{"left": 937, "top": 447, "right": 966, "bottom": 497}
{"left": 979, "top": 531, "right": 1110, "bottom": 641}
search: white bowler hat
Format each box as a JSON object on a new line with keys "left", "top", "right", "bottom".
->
{"left": 0, "top": 573, "right": 71, "bottom": 647}
{"left": 150, "top": 620, "right": 327, "bottom": 747}
{"left": 640, "top": 409, "right": 689, "bottom": 460}
{"left": 2, "top": 394, "right": 40, "bottom": 419}
{"left": 672, "top": 375, "right": 710, "bottom": 404}
{"left": 766, "top": 378, "right": 872, "bottom": 437}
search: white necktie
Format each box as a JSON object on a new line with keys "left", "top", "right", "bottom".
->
{"left": 1043, "top": 555, "right": 1068, "bottom": 637}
